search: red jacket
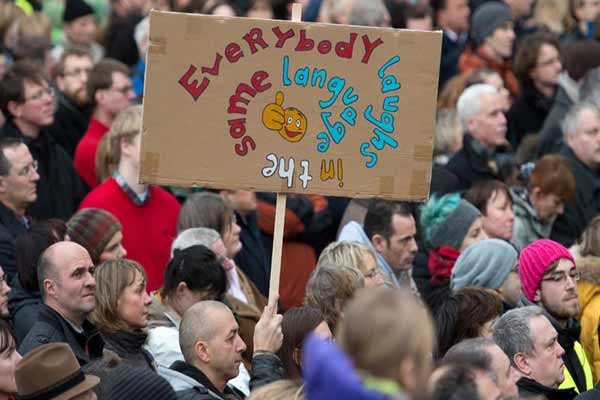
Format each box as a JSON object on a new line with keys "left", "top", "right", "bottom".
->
{"left": 74, "top": 117, "right": 109, "bottom": 188}
{"left": 79, "top": 177, "right": 180, "bottom": 291}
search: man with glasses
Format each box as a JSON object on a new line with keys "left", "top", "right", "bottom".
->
{"left": 0, "top": 138, "right": 39, "bottom": 283}
{"left": 47, "top": 46, "right": 94, "bottom": 158}
{"left": 74, "top": 58, "right": 134, "bottom": 188}
{"left": 0, "top": 61, "right": 85, "bottom": 221}
{"left": 518, "top": 239, "right": 594, "bottom": 394}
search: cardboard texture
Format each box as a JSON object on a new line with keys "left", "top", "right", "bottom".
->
{"left": 141, "top": 11, "right": 442, "bottom": 200}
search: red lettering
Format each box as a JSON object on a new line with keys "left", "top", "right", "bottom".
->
{"left": 227, "top": 83, "right": 257, "bottom": 114}
{"left": 201, "top": 53, "right": 223, "bottom": 75}
{"left": 335, "top": 33, "right": 357, "bottom": 59}
{"left": 251, "top": 70, "right": 271, "bottom": 92}
{"left": 273, "top": 26, "right": 295, "bottom": 48}
{"left": 243, "top": 28, "right": 269, "bottom": 54}
{"left": 178, "top": 65, "right": 209, "bottom": 101}
{"left": 228, "top": 118, "right": 246, "bottom": 139}
{"left": 225, "top": 43, "right": 243, "bottom": 63}
{"left": 318, "top": 40, "right": 332, "bottom": 54}
{"left": 235, "top": 136, "right": 256, "bottom": 156}
{"left": 295, "top": 29, "right": 314, "bottom": 51}
{"left": 361, "top": 35, "right": 384, "bottom": 64}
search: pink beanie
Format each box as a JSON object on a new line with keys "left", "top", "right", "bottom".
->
{"left": 519, "top": 239, "right": 576, "bottom": 301}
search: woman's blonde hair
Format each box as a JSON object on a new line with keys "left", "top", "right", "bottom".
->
{"left": 95, "top": 105, "right": 143, "bottom": 183}
{"left": 246, "top": 380, "right": 305, "bottom": 400}
{"left": 317, "top": 241, "right": 375, "bottom": 275}
{"left": 89, "top": 259, "right": 147, "bottom": 333}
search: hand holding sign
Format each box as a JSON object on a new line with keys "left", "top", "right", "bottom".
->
{"left": 253, "top": 292, "right": 283, "bottom": 354}
{"left": 262, "top": 91, "right": 308, "bottom": 143}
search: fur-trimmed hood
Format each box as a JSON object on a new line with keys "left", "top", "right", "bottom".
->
{"left": 571, "top": 245, "right": 600, "bottom": 285}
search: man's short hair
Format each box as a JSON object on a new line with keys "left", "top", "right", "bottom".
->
{"left": 513, "top": 32, "right": 561, "bottom": 84}
{"left": 179, "top": 301, "right": 231, "bottom": 363}
{"left": 363, "top": 199, "right": 413, "bottom": 241}
{"left": 429, "top": 363, "right": 483, "bottom": 400}
{"left": 493, "top": 306, "right": 544, "bottom": 366}
{"left": 443, "top": 338, "right": 497, "bottom": 383}
{"left": 55, "top": 45, "right": 93, "bottom": 78}
{"left": 37, "top": 245, "right": 59, "bottom": 300}
{"left": 456, "top": 84, "right": 498, "bottom": 131}
{"left": 0, "top": 60, "right": 47, "bottom": 121}
{"left": 562, "top": 102, "right": 600, "bottom": 139}
{"left": 86, "top": 58, "right": 129, "bottom": 109}
{"left": 0, "top": 137, "right": 24, "bottom": 176}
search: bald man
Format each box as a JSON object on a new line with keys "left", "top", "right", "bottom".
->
{"left": 19, "top": 241, "right": 104, "bottom": 365}
{"left": 160, "top": 298, "right": 284, "bottom": 399}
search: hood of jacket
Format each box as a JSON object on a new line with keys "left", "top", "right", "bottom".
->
{"left": 511, "top": 187, "right": 553, "bottom": 235}
{"left": 570, "top": 245, "right": 600, "bottom": 311}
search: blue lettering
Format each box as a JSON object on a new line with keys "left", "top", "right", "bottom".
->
{"left": 360, "top": 143, "right": 378, "bottom": 168}
{"left": 294, "top": 67, "right": 309, "bottom": 87}
{"left": 282, "top": 55, "right": 291, "bottom": 86}
{"left": 364, "top": 105, "right": 394, "bottom": 133}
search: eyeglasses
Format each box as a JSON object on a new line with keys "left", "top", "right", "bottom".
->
{"left": 110, "top": 85, "right": 133, "bottom": 95}
{"left": 17, "top": 160, "right": 38, "bottom": 177}
{"left": 24, "top": 86, "right": 54, "bottom": 103}
{"left": 364, "top": 268, "right": 381, "bottom": 279}
{"left": 541, "top": 270, "right": 581, "bottom": 284}
{"left": 63, "top": 67, "right": 92, "bottom": 77}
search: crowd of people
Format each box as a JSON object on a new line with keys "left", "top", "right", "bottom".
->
{"left": 0, "top": 0, "right": 600, "bottom": 399}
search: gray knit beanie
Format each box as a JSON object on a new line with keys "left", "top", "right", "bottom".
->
{"left": 430, "top": 200, "right": 482, "bottom": 250}
{"left": 450, "top": 238, "right": 518, "bottom": 291}
{"left": 104, "top": 365, "right": 177, "bottom": 400}
{"left": 471, "top": 2, "right": 513, "bottom": 45}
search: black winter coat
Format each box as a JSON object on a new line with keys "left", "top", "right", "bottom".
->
{"left": 551, "top": 146, "right": 600, "bottom": 247}
{"left": 234, "top": 210, "right": 269, "bottom": 297}
{"left": 46, "top": 90, "right": 91, "bottom": 158}
{"left": 18, "top": 303, "right": 104, "bottom": 365}
{"left": 0, "top": 202, "right": 27, "bottom": 282}
{"left": 518, "top": 377, "right": 578, "bottom": 399}
{"left": 1, "top": 120, "right": 86, "bottom": 220}
{"left": 538, "top": 86, "right": 575, "bottom": 156}
{"left": 444, "top": 134, "right": 515, "bottom": 191}
{"left": 507, "top": 82, "right": 556, "bottom": 149}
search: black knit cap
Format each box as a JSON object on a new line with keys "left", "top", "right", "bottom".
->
{"left": 104, "top": 365, "right": 177, "bottom": 400}
{"left": 63, "top": 0, "right": 94, "bottom": 23}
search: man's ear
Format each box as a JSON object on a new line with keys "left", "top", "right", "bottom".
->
{"left": 371, "top": 233, "right": 387, "bottom": 253}
{"left": 44, "top": 279, "right": 57, "bottom": 300}
{"left": 513, "top": 352, "right": 531, "bottom": 377}
{"left": 7, "top": 100, "right": 22, "bottom": 120}
{"left": 195, "top": 340, "right": 211, "bottom": 363}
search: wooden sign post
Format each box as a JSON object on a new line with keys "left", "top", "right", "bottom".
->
{"left": 140, "top": 5, "right": 442, "bottom": 298}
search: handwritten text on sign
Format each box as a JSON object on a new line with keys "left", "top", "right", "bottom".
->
{"left": 141, "top": 12, "right": 440, "bottom": 200}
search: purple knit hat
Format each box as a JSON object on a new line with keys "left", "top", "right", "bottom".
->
{"left": 519, "top": 239, "right": 576, "bottom": 301}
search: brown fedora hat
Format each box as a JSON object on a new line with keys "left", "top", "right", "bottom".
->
{"left": 15, "top": 343, "right": 100, "bottom": 400}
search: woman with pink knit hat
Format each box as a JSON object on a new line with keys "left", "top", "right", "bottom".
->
{"left": 518, "top": 239, "right": 593, "bottom": 394}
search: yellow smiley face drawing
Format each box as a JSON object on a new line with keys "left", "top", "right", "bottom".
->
{"left": 280, "top": 108, "right": 307, "bottom": 142}
{"left": 262, "top": 91, "right": 308, "bottom": 143}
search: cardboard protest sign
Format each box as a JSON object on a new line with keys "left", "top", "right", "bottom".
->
{"left": 140, "top": 11, "right": 441, "bottom": 200}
